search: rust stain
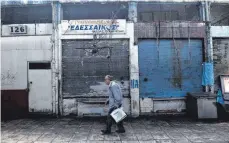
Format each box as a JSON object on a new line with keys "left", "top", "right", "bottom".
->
{"left": 171, "top": 40, "right": 183, "bottom": 89}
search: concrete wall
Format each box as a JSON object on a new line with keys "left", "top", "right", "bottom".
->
{"left": 1, "top": 23, "right": 53, "bottom": 119}
{"left": 211, "top": 4, "right": 229, "bottom": 26}
{"left": 1, "top": 36, "right": 52, "bottom": 89}
{"left": 212, "top": 26, "right": 229, "bottom": 91}
{"left": 1, "top": 5, "right": 52, "bottom": 24}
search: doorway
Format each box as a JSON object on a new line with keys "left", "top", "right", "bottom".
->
{"left": 28, "top": 62, "right": 52, "bottom": 113}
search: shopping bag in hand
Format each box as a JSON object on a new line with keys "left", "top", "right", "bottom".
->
{"left": 110, "top": 107, "right": 127, "bottom": 123}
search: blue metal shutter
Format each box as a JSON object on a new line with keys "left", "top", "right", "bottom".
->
{"left": 138, "top": 39, "right": 203, "bottom": 98}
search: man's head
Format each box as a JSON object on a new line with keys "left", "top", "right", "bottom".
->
{"left": 104, "top": 75, "right": 113, "bottom": 85}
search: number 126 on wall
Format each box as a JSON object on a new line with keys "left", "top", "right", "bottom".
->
{"left": 9, "top": 25, "right": 27, "bottom": 34}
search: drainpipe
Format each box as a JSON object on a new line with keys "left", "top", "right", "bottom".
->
{"left": 52, "top": 1, "right": 62, "bottom": 116}
{"left": 205, "top": 1, "right": 214, "bottom": 93}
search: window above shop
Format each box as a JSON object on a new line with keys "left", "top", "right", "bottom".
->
{"left": 140, "top": 11, "right": 179, "bottom": 22}
{"left": 211, "top": 3, "right": 229, "bottom": 26}
{"left": 63, "top": 2, "right": 128, "bottom": 20}
{"left": 138, "top": 3, "right": 200, "bottom": 22}
{"left": 1, "top": 5, "right": 52, "bottom": 24}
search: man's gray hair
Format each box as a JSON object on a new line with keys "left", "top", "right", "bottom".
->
{"left": 105, "top": 75, "right": 113, "bottom": 81}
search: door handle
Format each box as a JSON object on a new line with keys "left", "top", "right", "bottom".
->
{"left": 30, "top": 81, "right": 33, "bottom": 84}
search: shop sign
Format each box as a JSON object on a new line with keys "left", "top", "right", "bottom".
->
{"left": 61, "top": 19, "right": 126, "bottom": 35}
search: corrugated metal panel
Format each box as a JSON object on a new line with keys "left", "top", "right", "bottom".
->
{"left": 138, "top": 39, "right": 203, "bottom": 98}
{"left": 213, "top": 39, "right": 229, "bottom": 91}
{"left": 62, "top": 39, "right": 130, "bottom": 97}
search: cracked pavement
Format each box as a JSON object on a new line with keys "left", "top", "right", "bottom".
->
{"left": 1, "top": 117, "right": 229, "bottom": 143}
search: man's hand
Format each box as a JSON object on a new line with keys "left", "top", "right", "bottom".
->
{"left": 105, "top": 100, "right": 109, "bottom": 105}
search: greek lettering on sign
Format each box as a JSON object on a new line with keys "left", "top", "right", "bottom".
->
{"left": 69, "top": 24, "right": 119, "bottom": 31}
{"left": 61, "top": 19, "right": 126, "bottom": 34}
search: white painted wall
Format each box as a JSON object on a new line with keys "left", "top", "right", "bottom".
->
{"left": 2, "top": 24, "right": 36, "bottom": 36}
{"left": 1, "top": 36, "right": 52, "bottom": 90}
{"left": 128, "top": 23, "right": 140, "bottom": 117}
{"left": 211, "top": 26, "right": 229, "bottom": 37}
{"left": 1, "top": 24, "right": 52, "bottom": 36}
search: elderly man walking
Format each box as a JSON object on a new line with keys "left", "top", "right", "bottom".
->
{"left": 101, "top": 75, "right": 125, "bottom": 134}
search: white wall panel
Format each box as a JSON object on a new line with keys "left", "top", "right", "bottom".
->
{"left": 1, "top": 36, "right": 52, "bottom": 90}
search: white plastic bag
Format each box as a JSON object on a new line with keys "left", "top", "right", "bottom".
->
{"left": 110, "top": 107, "right": 127, "bottom": 123}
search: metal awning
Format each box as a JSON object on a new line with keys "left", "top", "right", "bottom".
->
{"left": 1, "top": 0, "right": 229, "bottom": 6}
{"left": 59, "top": 0, "right": 229, "bottom": 3}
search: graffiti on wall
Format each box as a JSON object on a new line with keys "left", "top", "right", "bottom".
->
{"left": 130, "top": 79, "right": 139, "bottom": 89}
{"left": 1, "top": 70, "right": 17, "bottom": 85}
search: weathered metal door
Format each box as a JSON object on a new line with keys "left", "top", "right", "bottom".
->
{"left": 28, "top": 62, "right": 52, "bottom": 112}
{"left": 138, "top": 39, "right": 203, "bottom": 98}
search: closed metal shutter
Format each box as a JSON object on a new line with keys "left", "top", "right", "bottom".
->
{"left": 213, "top": 39, "right": 229, "bottom": 90}
{"left": 62, "top": 39, "right": 130, "bottom": 97}
{"left": 138, "top": 39, "right": 203, "bottom": 98}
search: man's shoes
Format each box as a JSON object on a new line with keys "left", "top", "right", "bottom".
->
{"left": 101, "top": 130, "right": 111, "bottom": 134}
{"left": 116, "top": 129, "right": 125, "bottom": 133}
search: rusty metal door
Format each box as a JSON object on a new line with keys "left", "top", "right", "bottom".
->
{"left": 138, "top": 39, "right": 203, "bottom": 98}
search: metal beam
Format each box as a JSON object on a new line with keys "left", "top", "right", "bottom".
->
{"left": 59, "top": 0, "right": 229, "bottom": 3}
{"left": 204, "top": 1, "right": 214, "bottom": 93}
{"left": 51, "top": 1, "right": 62, "bottom": 116}
{"left": 1, "top": 0, "right": 229, "bottom": 6}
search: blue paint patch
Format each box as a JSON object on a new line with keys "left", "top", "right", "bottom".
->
{"left": 202, "top": 62, "right": 214, "bottom": 86}
{"left": 131, "top": 79, "right": 139, "bottom": 89}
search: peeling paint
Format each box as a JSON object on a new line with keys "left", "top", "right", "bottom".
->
{"left": 153, "top": 100, "right": 185, "bottom": 113}
{"left": 63, "top": 99, "right": 77, "bottom": 116}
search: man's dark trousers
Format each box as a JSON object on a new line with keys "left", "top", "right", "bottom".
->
{"left": 106, "top": 107, "right": 125, "bottom": 132}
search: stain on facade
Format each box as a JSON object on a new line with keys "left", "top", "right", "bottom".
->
{"left": 171, "top": 40, "right": 183, "bottom": 89}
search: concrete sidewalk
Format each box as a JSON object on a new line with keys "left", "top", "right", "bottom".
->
{"left": 1, "top": 117, "right": 229, "bottom": 143}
